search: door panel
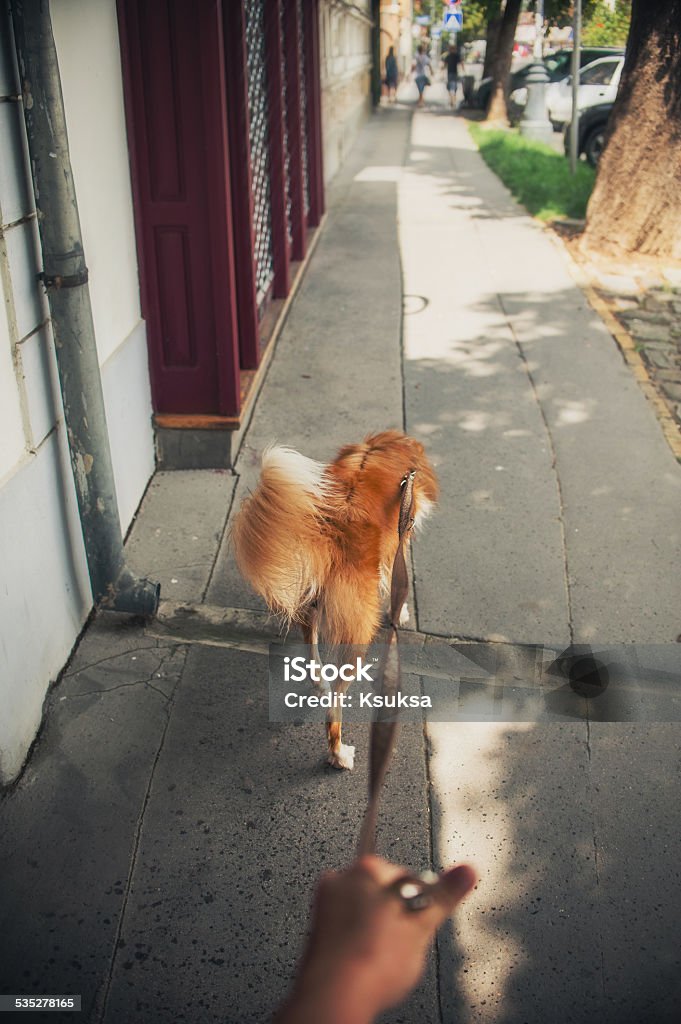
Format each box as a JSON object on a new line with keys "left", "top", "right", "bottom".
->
{"left": 117, "top": 0, "right": 241, "bottom": 415}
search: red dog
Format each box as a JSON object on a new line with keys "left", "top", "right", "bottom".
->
{"left": 231, "top": 431, "right": 438, "bottom": 769}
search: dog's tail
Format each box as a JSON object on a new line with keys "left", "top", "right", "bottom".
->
{"left": 231, "top": 446, "right": 332, "bottom": 621}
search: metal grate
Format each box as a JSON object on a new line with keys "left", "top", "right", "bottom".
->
{"left": 245, "top": 0, "right": 275, "bottom": 308}
{"left": 279, "top": 0, "right": 292, "bottom": 245}
{"left": 296, "top": 0, "right": 310, "bottom": 217}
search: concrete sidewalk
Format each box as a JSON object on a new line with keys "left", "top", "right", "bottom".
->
{"left": 1, "top": 96, "right": 680, "bottom": 1024}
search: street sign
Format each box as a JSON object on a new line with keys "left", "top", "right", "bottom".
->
{"left": 444, "top": 9, "right": 463, "bottom": 30}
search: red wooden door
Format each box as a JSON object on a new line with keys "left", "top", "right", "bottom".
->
{"left": 117, "top": 0, "right": 241, "bottom": 416}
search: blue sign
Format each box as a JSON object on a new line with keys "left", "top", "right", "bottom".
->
{"left": 444, "top": 9, "right": 463, "bottom": 30}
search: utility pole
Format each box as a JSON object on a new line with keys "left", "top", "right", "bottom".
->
{"left": 569, "top": 0, "right": 582, "bottom": 174}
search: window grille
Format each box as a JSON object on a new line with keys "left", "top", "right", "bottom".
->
{"left": 245, "top": 0, "right": 275, "bottom": 308}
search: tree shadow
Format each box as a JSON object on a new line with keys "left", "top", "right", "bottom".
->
{"left": 428, "top": 716, "right": 681, "bottom": 1024}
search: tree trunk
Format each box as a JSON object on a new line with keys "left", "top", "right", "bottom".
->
{"left": 582, "top": 0, "right": 681, "bottom": 261}
{"left": 484, "top": 0, "right": 522, "bottom": 123}
{"left": 482, "top": 16, "right": 501, "bottom": 79}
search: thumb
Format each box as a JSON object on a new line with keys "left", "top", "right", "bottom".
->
{"left": 432, "top": 863, "right": 477, "bottom": 916}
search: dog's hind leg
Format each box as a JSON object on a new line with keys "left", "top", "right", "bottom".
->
{"left": 324, "top": 641, "right": 355, "bottom": 770}
{"left": 303, "top": 604, "right": 334, "bottom": 741}
{"left": 327, "top": 714, "right": 354, "bottom": 770}
{"left": 301, "top": 603, "right": 324, "bottom": 691}
{"left": 301, "top": 603, "right": 354, "bottom": 767}
{"left": 321, "top": 577, "right": 382, "bottom": 771}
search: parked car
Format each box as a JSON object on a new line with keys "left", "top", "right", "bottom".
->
{"left": 472, "top": 46, "right": 623, "bottom": 111}
{"left": 542, "top": 46, "right": 623, "bottom": 82}
{"left": 547, "top": 55, "right": 624, "bottom": 130}
{"left": 563, "top": 101, "right": 614, "bottom": 167}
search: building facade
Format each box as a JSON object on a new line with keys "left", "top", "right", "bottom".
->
{"left": 379, "top": 0, "right": 413, "bottom": 83}
{"left": 0, "top": 0, "right": 373, "bottom": 785}
{"left": 320, "top": 0, "right": 374, "bottom": 183}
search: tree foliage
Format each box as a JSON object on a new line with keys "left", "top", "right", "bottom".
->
{"left": 581, "top": 0, "right": 632, "bottom": 47}
{"left": 457, "top": 0, "right": 631, "bottom": 48}
{"left": 458, "top": 0, "right": 498, "bottom": 44}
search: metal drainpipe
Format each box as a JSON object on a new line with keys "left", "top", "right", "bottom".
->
{"left": 10, "top": 0, "right": 159, "bottom": 617}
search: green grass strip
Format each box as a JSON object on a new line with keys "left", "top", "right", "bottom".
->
{"left": 469, "top": 122, "right": 595, "bottom": 221}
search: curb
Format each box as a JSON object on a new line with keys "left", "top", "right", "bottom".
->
{"left": 550, "top": 230, "right": 681, "bottom": 463}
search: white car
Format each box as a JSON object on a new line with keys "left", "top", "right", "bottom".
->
{"left": 547, "top": 55, "right": 624, "bottom": 129}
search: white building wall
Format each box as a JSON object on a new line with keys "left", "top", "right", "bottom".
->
{"left": 0, "top": 0, "right": 155, "bottom": 784}
{"left": 0, "top": 273, "right": 26, "bottom": 479}
{"left": 319, "top": 0, "right": 373, "bottom": 185}
{"left": 51, "top": 1, "right": 145, "bottom": 368}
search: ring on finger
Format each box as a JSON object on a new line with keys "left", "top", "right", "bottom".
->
{"left": 388, "top": 871, "right": 438, "bottom": 913}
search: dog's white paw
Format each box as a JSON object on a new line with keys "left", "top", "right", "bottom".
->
{"left": 328, "top": 743, "right": 355, "bottom": 771}
{"left": 399, "top": 603, "right": 410, "bottom": 626}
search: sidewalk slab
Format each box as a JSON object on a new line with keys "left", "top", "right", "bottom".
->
{"left": 429, "top": 721, "right": 602, "bottom": 1024}
{"left": 588, "top": 723, "right": 681, "bottom": 1023}
{"left": 0, "top": 615, "right": 187, "bottom": 1020}
{"left": 400, "top": 112, "right": 570, "bottom": 646}
{"left": 473, "top": 183, "right": 681, "bottom": 643}
{"left": 125, "top": 470, "right": 236, "bottom": 604}
{"left": 429, "top": 716, "right": 681, "bottom": 1024}
{"left": 403, "top": 110, "right": 681, "bottom": 1024}
{"left": 100, "top": 644, "right": 438, "bottom": 1024}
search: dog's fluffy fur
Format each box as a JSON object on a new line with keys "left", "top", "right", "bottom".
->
{"left": 231, "top": 430, "right": 438, "bottom": 768}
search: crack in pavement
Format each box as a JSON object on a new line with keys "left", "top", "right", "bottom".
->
{"left": 64, "top": 643, "right": 165, "bottom": 678}
{"left": 94, "top": 645, "right": 188, "bottom": 1024}
{"left": 64, "top": 647, "right": 185, "bottom": 702}
{"left": 499, "top": 302, "right": 576, "bottom": 647}
{"left": 147, "top": 599, "right": 547, "bottom": 654}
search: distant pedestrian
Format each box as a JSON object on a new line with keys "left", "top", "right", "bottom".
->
{"left": 385, "top": 46, "right": 398, "bottom": 103}
{"left": 412, "top": 45, "right": 431, "bottom": 107}
{"left": 442, "top": 42, "right": 461, "bottom": 108}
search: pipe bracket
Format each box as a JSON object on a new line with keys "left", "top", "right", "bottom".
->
{"left": 39, "top": 268, "right": 89, "bottom": 290}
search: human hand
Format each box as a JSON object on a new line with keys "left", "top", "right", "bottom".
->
{"left": 275, "top": 855, "right": 477, "bottom": 1024}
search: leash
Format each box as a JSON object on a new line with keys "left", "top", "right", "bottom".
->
{"left": 357, "top": 470, "right": 416, "bottom": 857}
